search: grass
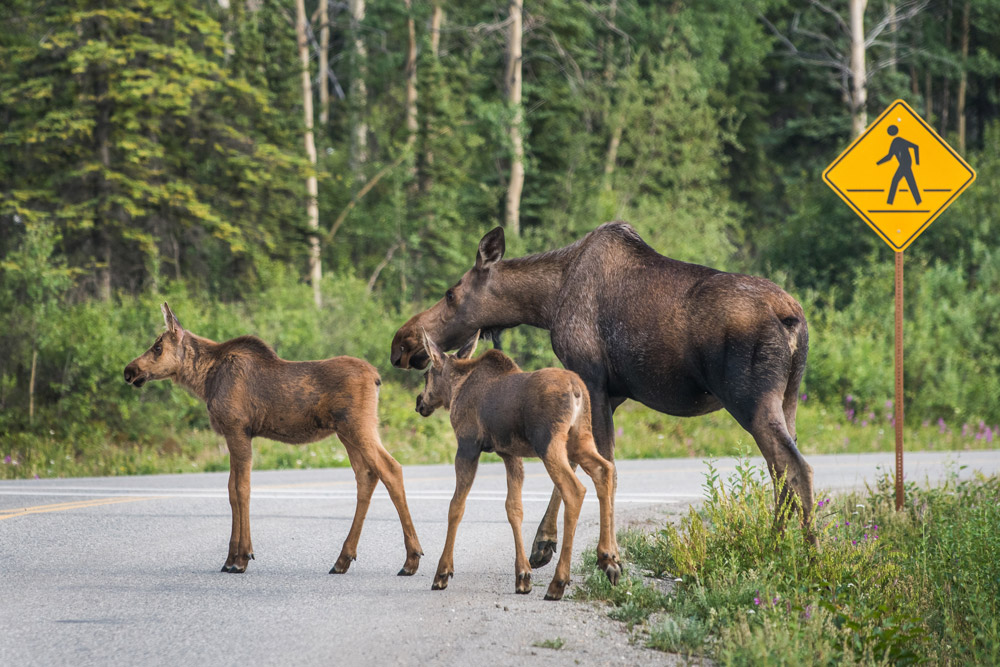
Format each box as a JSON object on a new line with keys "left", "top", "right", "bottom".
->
{"left": 2, "top": 387, "right": 997, "bottom": 480}
{"left": 531, "top": 638, "right": 565, "bottom": 650}
{"left": 574, "top": 456, "right": 1000, "bottom": 665}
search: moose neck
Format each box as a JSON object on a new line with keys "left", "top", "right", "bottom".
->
{"left": 489, "top": 249, "right": 573, "bottom": 330}
{"left": 173, "top": 333, "right": 218, "bottom": 402}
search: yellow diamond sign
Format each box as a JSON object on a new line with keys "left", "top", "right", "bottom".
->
{"left": 823, "top": 99, "right": 975, "bottom": 251}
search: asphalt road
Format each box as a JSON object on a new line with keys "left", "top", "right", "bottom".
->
{"left": 2, "top": 449, "right": 998, "bottom": 667}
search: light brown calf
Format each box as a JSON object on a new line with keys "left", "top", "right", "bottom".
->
{"left": 416, "top": 329, "right": 620, "bottom": 601}
{"left": 123, "top": 303, "right": 422, "bottom": 575}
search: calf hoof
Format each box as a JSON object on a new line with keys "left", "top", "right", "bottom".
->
{"left": 515, "top": 571, "right": 532, "bottom": 594}
{"left": 529, "top": 540, "right": 557, "bottom": 568}
{"left": 330, "top": 553, "right": 356, "bottom": 574}
{"left": 431, "top": 571, "right": 453, "bottom": 590}
{"left": 222, "top": 553, "right": 254, "bottom": 573}
{"left": 398, "top": 551, "right": 422, "bottom": 576}
{"left": 544, "top": 578, "right": 569, "bottom": 601}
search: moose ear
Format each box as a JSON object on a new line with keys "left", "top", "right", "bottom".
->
{"left": 420, "top": 328, "right": 444, "bottom": 370}
{"left": 161, "top": 302, "right": 184, "bottom": 339}
{"left": 475, "top": 227, "right": 505, "bottom": 271}
{"left": 456, "top": 330, "right": 480, "bottom": 360}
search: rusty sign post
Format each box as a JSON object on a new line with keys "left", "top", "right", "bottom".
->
{"left": 823, "top": 99, "right": 975, "bottom": 510}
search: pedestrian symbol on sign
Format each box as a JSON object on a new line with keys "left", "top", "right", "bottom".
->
{"left": 823, "top": 99, "right": 975, "bottom": 252}
{"left": 876, "top": 125, "right": 920, "bottom": 206}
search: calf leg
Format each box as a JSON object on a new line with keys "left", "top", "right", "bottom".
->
{"left": 330, "top": 444, "right": 379, "bottom": 574}
{"left": 222, "top": 435, "right": 254, "bottom": 573}
{"left": 501, "top": 455, "right": 532, "bottom": 594}
{"left": 541, "top": 443, "right": 587, "bottom": 601}
{"left": 433, "top": 451, "right": 479, "bottom": 591}
{"left": 339, "top": 425, "right": 423, "bottom": 575}
{"left": 530, "top": 383, "right": 616, "bottom": 568}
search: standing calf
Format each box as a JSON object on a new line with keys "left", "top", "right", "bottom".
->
{"left": 123, "top": 303, "right": 423, "bottom": 575}
{"left": 416, "top": 329, "right": 620, "bottom": 601}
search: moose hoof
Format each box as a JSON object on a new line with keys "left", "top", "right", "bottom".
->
{"left": 602, "top": 562, "right": 622, "bottom": 586}
{"left": 544, "top": 579, "right": 569, "bottom": 601}
{"left": 330, "top": 553, "right": 356, "bottom": 574}
{"left": 398, "top": 551, "right": 422, "bottom": 576}
{"left": 222, "top": 563, "right": 246, "bottom": 574}
{"left": 431, "top": 572, "right": 453, "bottom": 590}
{"left": 529, "top": 540, "right": 557, "bottom": 568}
{"left": 515, "top": 572, "right": 532, "bottom": 594}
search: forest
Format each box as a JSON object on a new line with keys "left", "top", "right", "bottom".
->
{"left": 2, "top": 0, "right": 999, "bottom": 477}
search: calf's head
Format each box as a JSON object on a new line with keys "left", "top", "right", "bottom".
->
{"left": 123, "top": 303, "right": 187, "bottom": 388}
{"left": 391, "top": 228, "right": 505, "bottom": 370}
{"left": 415, "top": 329, "right": 480, "bottom": 417}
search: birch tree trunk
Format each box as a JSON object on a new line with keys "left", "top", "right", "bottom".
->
{"left": 504, "top": 0, "right": 524, "bottom": 237}
{"left": 404, "top": 0, "right": 418, "bottom": 182}
{"left": 349, "top": 0, "right": 368, "bottom": 175}
{"left": 319, "top": 0, "right": 330, "bottom": 126}
{"left": 849, "top": 0, "right": 868, "bottom": 137}
{"left": 296, "top": 0, "right": 322, "bottom": 307}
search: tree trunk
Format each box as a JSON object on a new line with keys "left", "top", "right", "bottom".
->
{"left": 349, "top": 0, "right": 368, "bottom": 175}
{"left": 957, "top": 0, "right": 969, "bottom": 153}
{"left": 849, "top": 0, "right": 868, "bottom": 137}
{"left": 319, "top": 0, "right": 330, "bottom": 126}
{"left": 430, "top": 1, "right": 443, "bottom": 56}
{"left": 504, "top": 0, "right": 524, "bottom": 237}
{"left": 296, "top": 0, "right": 322, "bottom": 308}
{"left": 404, "top": 0, "right": 418, "bottom": 182}
{"left": 421, "top": 2, "right": 443, "bottom": 195}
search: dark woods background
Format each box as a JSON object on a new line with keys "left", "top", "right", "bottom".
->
{"left": 2, "top": 0, "right": 999, "bottom": 454}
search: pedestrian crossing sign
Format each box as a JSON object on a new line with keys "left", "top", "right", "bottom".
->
{"left": 823, "top": 99, "right": 976, "bottom": 252}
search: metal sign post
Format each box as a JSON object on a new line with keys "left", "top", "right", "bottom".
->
{"left": 824, "top": 99, "right": 975, "bottom": 511}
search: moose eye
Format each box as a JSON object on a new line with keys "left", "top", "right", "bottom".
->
{"left": 445, "top": 289, "right": 455, "bottom": 303}
{"left": 153, "top": 343, "right": 162, "bottom": 355}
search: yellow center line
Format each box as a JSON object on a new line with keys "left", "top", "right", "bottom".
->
{"left": 0, "top": 496, "right": 162, "bottom": 521}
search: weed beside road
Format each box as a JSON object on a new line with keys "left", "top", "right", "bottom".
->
{"left": 576, "top": 458, "right": 1000, "bottom": 665}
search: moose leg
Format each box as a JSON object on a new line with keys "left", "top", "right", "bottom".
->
{"left": 573, "top": 443, "right": 621, "bottom": 585}
{"left": 223, "top": 435, "right": 254, "bottom": 573}
{"left": 433, "top": 451, "right": 479, "bottom": 591}
{"left": 330, "top": 443, "right": 378, "bottom": 574}
{"left": 501, "top": 455, "right": 532, "bottom": 594}
{"left": 541, "top": 446, "right": 587, "bottom": 601}
{"left": 530, "top": 383, "right": 616, "bottom": 568}
{"left": 355, "top": 426, "right": 423, "bottom": 575}
{"left": 746, "top": 394, "right": 816, "bottom": 541}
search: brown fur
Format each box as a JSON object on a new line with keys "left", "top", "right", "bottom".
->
{"left": 416, "top": 330, "right": 620, "bottom": 601}
{"left": 124, "top": 303, "right": 422, "bottom": 575}
{"left": 392, "top": 223, "right": 816, "bottom": 566}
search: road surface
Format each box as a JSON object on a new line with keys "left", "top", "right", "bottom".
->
{"left": 1, "top": 450, "right": 998, "bottom": 666}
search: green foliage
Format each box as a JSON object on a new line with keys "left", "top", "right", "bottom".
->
{"left": 575, "top": 457, "right": 1000, "bottom": 664}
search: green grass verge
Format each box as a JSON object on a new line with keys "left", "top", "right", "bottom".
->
{"left": 574, "top": 457, "right": 1000, "bottom": 665}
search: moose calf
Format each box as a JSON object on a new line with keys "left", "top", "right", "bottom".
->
{"left": 124, "top": 303, "right": 423, "bottom": 575}
{"left": 415, "top": 329, "right": 620, "bottom": 600}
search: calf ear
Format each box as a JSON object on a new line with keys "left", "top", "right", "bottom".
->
{"left": 161, "top": 302, "right": 184, "bottom": 340}
{"left": 420, "top": 328, "right": 445, "bottom": 370}
{"left": 475, "top": 227, "right": 505, "bottom": 271}
{"left": 456, "top": 330, "right": 480, "bottom": 360}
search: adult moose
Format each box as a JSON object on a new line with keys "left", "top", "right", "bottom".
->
{"left": 125, "top": 303, "right": 423, "bottom": 575}
{"left": 391, "top": 223, "right": 815, "bottom": 566}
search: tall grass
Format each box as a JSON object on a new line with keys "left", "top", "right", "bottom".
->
{"left": 575, "top": 457, "right": 1000, "bottom": 664}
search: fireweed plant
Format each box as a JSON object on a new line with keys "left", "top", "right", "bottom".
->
{"left": 575, "top": 454, "right": 1000, "bottom": 665}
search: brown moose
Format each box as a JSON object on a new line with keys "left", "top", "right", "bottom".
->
{"left": 392, "top": 223, "right": 816, "bottom": 566}
{"left": 415, "top": 329, "right": 620, "bottom": 600}
{"left": 124, "top": 303, "right": 423, "bottom": 575}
